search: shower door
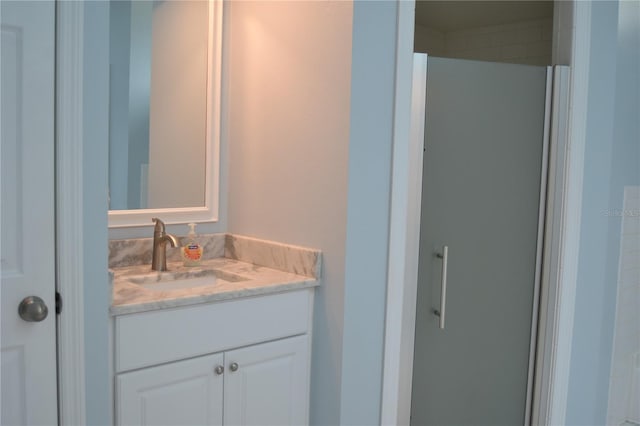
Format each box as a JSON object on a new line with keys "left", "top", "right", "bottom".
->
{"left": 410, "top": 57, "right": 548, "bottom": 426}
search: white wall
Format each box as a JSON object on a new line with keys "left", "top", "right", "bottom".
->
{"left": 566, "top": 0, "right": 640, "bottom": 424}
{"left": 226, "top": 1, "right": 400, "bottom": 423}
{"left": 225, "top": 2, "right": 352, "bottom": 424}
{"left": 415, "top": 18, "right": 552, "bottom": 65}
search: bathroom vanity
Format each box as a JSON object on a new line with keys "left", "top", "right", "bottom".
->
{"left": 109, "top": 234, "right": 321, "bottom": 425}
{"left": 106, "top": 3, "right": 319, "bottom": 422}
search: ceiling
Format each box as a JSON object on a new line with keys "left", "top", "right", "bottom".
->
{"left": 415, "top": 1, "right": 554, "bottom": 32}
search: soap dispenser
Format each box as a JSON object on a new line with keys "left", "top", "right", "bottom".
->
{"left": 182, "top": 223, "right": 203, "bottom": 267}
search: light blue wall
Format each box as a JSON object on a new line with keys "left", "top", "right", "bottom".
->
{"left": 566, "top": 1, "right": 640, "bottom": 424}
{"left": 108, "top": 0, "right": 131, "bottom": 210}
{"left": 126, "top": 1, "right": 152, "bottom": 210}
{"left": 83, "top": 2, "right": 111, "bottom": 424}
{"left": 340, "top": 1, "right": 398, "bottom": 424}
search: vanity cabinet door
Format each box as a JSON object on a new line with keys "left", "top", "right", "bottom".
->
{"left": 117, "top": 352, "right": 224, "bottom": 426}
{"left": 224, "top": 335, "right": 309, "bottom": 426}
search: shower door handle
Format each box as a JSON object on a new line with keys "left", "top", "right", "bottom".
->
{"left": 434, "top": 245, "right": 448, "bottom": 329}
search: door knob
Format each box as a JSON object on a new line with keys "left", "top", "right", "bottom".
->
{"left": 18, "top": 296, "right": 49, "bottom": 322}
{"left": 229, "top": 362, "right": 239, "bottom": 372}
{"left": 214, "top": 365, "right": 224, "bottom": 375}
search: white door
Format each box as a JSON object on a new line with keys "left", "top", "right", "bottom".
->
{"left": 116, "top": 352, "right": 225, "bottom": 426}
{"left": 410, "top": 57, "right": 548, "bottom": 425}
{"left": 224, "top": 336, "right": 309, "bottom": 426}
{"left": 1, "top": 1, "right": 57, "bottom": 425}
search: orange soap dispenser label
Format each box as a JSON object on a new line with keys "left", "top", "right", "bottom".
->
{"left": 183, "top": 244, "right": 202, "bottom": 261}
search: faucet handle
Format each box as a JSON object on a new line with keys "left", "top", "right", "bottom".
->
{"left": 152, "top": 217, "right": 165, "bottom": 234}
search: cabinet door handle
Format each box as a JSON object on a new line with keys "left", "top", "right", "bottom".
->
{"left": 214, "top": 365, "right": 224, "bottom": 375}
{"left": 229, "top": 362, "right": 239, "bottom": 372}
{"left": 434, "top": 245, "right": 448, "bottom": 329}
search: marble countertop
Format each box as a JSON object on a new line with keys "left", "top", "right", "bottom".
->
{"left": 110, "top": 257, "right": 319, "bottom": 316}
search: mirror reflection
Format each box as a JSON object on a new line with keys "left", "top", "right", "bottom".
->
{"left": 109, "top": 0, "right": 209, "bottom": 210}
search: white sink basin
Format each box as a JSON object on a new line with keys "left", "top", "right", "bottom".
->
{"left": 127, "top": 268, "right": 247, "bottom": 291}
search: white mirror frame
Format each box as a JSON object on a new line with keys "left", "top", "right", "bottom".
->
{"left": 108, "top": 0, "right": 223, "bottom": 228}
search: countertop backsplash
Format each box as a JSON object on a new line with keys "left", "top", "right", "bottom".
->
{"left": 109, "top": 233, "right": 322, "bottom": 279}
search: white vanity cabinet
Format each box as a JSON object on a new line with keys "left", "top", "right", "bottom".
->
{"left": 223, "top": 335, "right": 308, "bottom": 425}
{"left": 117, "top": 352, "right": 224, "bottom": 425}
{"left": 113, "top": 289, "right": 314, "bottom": 426}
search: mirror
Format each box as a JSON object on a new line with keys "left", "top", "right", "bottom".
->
{"left": 108, "top": 0, "right": 222, "bottom": 227}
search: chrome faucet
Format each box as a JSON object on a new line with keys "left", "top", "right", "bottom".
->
{"left": 151, "top": 218, "right": 180, "bottom": 271}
